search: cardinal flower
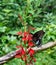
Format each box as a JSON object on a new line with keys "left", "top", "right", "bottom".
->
{"left": 15, "top": 46, "right": 26, "bottom": 58}
{"left": 26, "top": 34, "right": 33, "bottom": 41}
{"left": 28, "top": 42, "right": 34, "bottom": 47}
{"left": 23, "top": 32, "right": 29, "bottom": 37}
{"left": 16, "top": 31, "right": 36, "bottom": 64}
{"left": 22, "top": 33, "right": 33, "bottom": 42}
{"left": 15, "top": 49, "right": 22, "bottom": 58}
{"left": 21, "top": 48, "right": 26, "bottom": 55}
{"left": 28, "top": 48, "right": 35, "bottom": 57}
{"left": 17, "top": 31, "right": 22, "bottom": 35}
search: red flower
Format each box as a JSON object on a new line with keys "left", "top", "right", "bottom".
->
{"left": 22, "top": 34, "right": 33, "bottom": 42}
{"left": 28, "top": 48, "right": 35, "bottom": 57}
{"left": 15, "top": 46, "right": 26, "bottom": 58}
{"left": 22, "top": 37, "right": 26, "bottom": 41}
{"left": 21, "top": 48, "right": 25, "bottom": 55}
{"left": 15, "top": 49, "right": 22, "bottom": 58}
{"left": 26, "top": 34, "right": 33, "bottom": 41}
{"left": 15, "top": 54, "right": 21, "bottom": 58}
{"left": 28, "top": 42, "right": 34, "bottom": 47}
{"left": 23, "top": 32, "right": 29, "bottom": 37}
{"left": 17, "top": 31, "right": 22, "bottom": 35}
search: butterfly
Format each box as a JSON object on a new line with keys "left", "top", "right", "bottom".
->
{"left": 31, "top": 30, "right": 45, "bottom": 46}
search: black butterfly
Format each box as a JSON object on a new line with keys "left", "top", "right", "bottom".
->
{"left": 32, "top": 30, "right": 45, "bottom": 46}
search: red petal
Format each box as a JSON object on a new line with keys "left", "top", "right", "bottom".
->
{"left": 22, "top": 37, "right": 26, "bottom": 41}
{"left": 28, "top": 48, "right": 35, "bottom": 57}
{"left": 21, "top": 48, "right": 26, "bottom": 55}
{"left": 15, "top": 54, "right": 21, "bottom": 58}
{"left": 23, "top": 32, "right": 29, "bottom": 37}
{"left": 17, "top": 32, "right": 22, "bottom": 35}
{"left": 28, "top": 42, "right": 34, "bottom": 47}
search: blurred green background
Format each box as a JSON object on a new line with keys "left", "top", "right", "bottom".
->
{"left": 0, "top": 0, "right": 56, "bottom": 65}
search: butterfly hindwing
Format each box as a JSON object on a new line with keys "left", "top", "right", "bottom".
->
{"left": 32, "top": 30, "right": 45, "bottom": 46}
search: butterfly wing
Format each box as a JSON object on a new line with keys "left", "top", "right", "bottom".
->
{"left": 32, "top": 30, "right": 45, "bottom": 46}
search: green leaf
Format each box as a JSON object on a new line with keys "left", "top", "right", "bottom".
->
{"left": 3, "top": 9, "right": 12, "bottom": 13}
{"left": 0, "top": 26, "right": 7, "bottom": 32}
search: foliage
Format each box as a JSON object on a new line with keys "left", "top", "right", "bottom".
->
{"left": 0, "top": 0, "right": 56, "bottom": 65}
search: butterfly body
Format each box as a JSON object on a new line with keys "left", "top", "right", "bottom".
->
{"left": 32, "top": 30, "right": 45, "bottom": 46}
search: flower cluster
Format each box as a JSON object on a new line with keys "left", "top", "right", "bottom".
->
{"left": 15, "top": 31, "right": 36, "bottom": 65}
